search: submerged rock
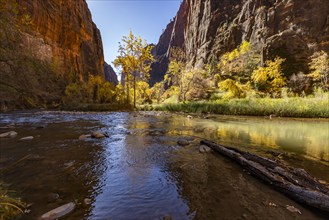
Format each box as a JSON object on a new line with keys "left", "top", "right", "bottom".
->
{"left": 177, "top": 139, "right": 190, "bottom": 146}
{"left": 0, "top": 131, "right": 17, "bottom": 138}
{"left": 79, "top": 134, "right": 91, "bottom": 140}
{"left": 40, "top": 202, "right": 75, "bottom": 220}
{"left": 199, "top": 145, "right": 212, "bottom": 153}
{"left": 20, "top": 136, "right": 34, "bottom": 141}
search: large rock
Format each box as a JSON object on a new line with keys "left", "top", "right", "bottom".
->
{"left": 150, "top": 0, "right": 329, "bottom": 82}
{"left": 0, "top": 0, "right": 104, "bottom": 110}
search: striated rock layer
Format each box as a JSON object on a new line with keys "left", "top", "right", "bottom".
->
{"left": 151, "top": 0, "right": 329, "bottom": 83}
{"left": 0, "top": 0, "right": 104, "bottom": 110}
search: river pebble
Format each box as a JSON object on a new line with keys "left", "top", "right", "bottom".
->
{"left": 0, "top": 131, "right": 17, "bottom": 138}
{"left": 199, "top": 145, "right": 212, "bottom": 153}
{"left": 286, "top": 205, "right": 302, "bottom": 214}
{"left": 20, "top": 136, "right": 34, "bottom": 141}
{"left": 40, "top": 202, "right": 75, "bottom": 220}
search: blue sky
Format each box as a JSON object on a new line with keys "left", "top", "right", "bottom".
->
{"left": 86, "top": 0, "right": 181, "bottom": 66}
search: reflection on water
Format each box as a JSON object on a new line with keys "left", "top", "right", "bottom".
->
{"left": 168, "top": 116, "right": 329, "bottom": 162}
{"left": 0, "top": 111, "right": 328, "bottom": 220}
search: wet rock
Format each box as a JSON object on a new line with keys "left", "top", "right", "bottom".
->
{"left": 64, "top": 161, "right": 75, "bottom": 169}
{"left": 79, "top": 134, "right": 91, "bottom": 140}
{"left": 0, "top": 131, "right": 17, "bottom": 138}
{"left": 319, "top": 180, "right": 327, "bottom": 185}
{"left": 199, "top": 145, "right": 211, "bottom": 153}
{"left": 286, "top": 205, "right": 302, "bottom": 214}
{"left": 177, "top": 139, "right": 190, "bottom": 146}
{"left": 91, "top": 131, "right": 106, "bottom": 139}
{"left": 40, "top": 202, "right": 75, "bottom": 220}
{"left": 269, "top": 202, "right": 277, "bottom": 207}
{"left": 84, "top": 198, "right": 92, "bottom": 205}
{"left": 19, "top": 136, "right": 34, "bottom": 141}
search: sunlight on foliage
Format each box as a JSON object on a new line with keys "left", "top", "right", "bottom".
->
{"left": 218, "top": 79, "right": 247, "bottom": 99}
{"left": 252, "top": 57, "right": 286, "bottom": 97}
{"left": 113, "top": 31, "right": 154, "bottom": 107}
{"left": 308, "top": 51, "right": 329, "bottom": 91}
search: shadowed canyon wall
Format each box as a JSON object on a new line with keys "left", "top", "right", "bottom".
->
{"left": 150, "top": 0, "right": 329, "bottom": 84}
{"left": 0, "top": 0, "right": 104, "bottom": 110}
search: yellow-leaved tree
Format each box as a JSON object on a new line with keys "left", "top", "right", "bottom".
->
{"left": 113, "top": 31, "right": 154, "bottom": 108}
{"left": 308, "top": 51, "right": 329, "bottom": 91}
{"left": 251, "top": 57, "right": 286, "bottom": 97}
{"left": 218, "top": 79, "right": 248, "bottom": 99}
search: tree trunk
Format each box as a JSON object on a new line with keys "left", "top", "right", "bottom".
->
{"left": 200, "top": 140, "right": 329, "bottom": 213}
{"left": 133, "top": 72, "right": 136, "bottom": 108}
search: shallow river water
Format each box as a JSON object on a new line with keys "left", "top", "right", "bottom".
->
{"left": 0, "top": 111, "right": 328, "bottom": 219}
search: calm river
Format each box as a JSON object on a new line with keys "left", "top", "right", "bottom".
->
{"left": 0, "top": 111, "right": 328, "bottom": 219}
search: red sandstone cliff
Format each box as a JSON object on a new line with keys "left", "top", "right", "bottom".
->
{"left": 0, "top": 0, "right": 104, "bottom": 110}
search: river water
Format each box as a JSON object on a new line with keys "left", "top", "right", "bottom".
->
{"left": 0, "top": 111, "right": 328, "bottom": 219}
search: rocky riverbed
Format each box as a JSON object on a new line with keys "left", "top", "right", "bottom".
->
{"left": 0, "top": 111, "right": 328, "bottom": 219}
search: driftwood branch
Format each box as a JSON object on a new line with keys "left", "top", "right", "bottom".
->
{"left": 200, "top": 140, "right": 329, "bottom": 212}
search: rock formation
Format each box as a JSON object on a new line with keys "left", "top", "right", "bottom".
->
{"left": 104, "top": 62, "right": 118, "bottom": 85}
{"left": 0, "top": 0, "right": 104, "bottom": 110}
{"left": 151, "top": 0, "right": 329, "bottom": 83}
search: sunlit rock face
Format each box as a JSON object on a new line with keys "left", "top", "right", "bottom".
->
{"left": 17, "top": 0, "right": 104, "bottom": 79}
{"left": 0, "top": 0, "right": 104, "bottom": 110}
{"left": 104, "top": 62, "right": 118, "bottom": 86}
{"left": 150, "top": 0, "right": 329, "bottom": 83}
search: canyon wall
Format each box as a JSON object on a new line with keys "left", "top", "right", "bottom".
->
{"left": 104, "top": 62, "right": 118, "bottom": 86}
{"left": 0, "top": 0, "right": 104, "bottom": 110}
{"left": 151, "top": 0, "right": 329, "bottom": 83}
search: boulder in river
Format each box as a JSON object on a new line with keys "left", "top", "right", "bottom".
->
{"left": 19, "top": 136, "right": 34, "bottom": 141}
{"left": 40, "top": 202, "right": 75, "bottom": 220}
{"left": 0, "top": 131, "right": 17, "bottom": 138}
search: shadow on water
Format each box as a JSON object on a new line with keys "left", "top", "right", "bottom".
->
{"left": 0, "top": 111, "right": 328, "bottom": 219}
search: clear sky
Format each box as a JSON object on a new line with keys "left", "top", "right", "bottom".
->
{"left": 86, "top": 0, "right": 181, "bottom": 67}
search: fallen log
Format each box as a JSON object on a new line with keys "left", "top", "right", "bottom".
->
{"left": 200, "top": 140, "right": 329, "bottom": 212}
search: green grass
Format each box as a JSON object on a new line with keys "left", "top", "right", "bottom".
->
{"left": 147, "top": 96, "right": 329, "bottom": 118}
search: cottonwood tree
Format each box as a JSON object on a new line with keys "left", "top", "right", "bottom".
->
{"left": 165, "top": 47, "right": 196, "bottom": 102}
{"left": 113, "top": 31, "right": 154, "bottom": 108}
{"left": 308, "top": 51, "right": 329, "bottom": 91}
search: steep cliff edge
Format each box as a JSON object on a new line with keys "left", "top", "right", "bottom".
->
{"left": 0, "top": 0, "right": 104, "bottom": 110}
{"left": 151, "top": 0, "right": 329, "bottom": 83}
